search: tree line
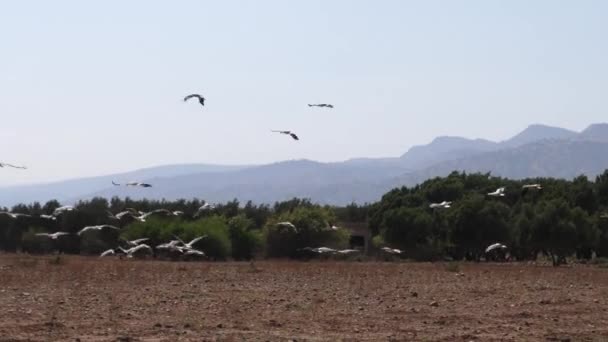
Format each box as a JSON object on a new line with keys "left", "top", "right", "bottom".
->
{"left": 1, "top": 170, "right": 608, "bottom": 264}
{"left": 368, "top": 170, "right": 608, "bottom": 265}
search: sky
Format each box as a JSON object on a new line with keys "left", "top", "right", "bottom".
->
{"left": 1, "top": 0, "right": 607, "bottom": 186}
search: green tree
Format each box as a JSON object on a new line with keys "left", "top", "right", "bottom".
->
{"left": 264, "top": 206, "right": 348, "bottom": 258}
{"left": 531, "top": 200, "right": 577, "bottom": 266}
{"left": 449, "top": 195, "right": 511, "bottom": 260}
{"left": 228, "top": 214, "right": 262, "bottom": 260}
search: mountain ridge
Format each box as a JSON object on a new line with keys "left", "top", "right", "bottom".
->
{"left": 1, "top": 123, "right": 606, "bottom": 206}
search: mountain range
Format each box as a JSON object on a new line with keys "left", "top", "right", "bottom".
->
{"left": 1, "top": 123, "right": 607, "bottom": 207}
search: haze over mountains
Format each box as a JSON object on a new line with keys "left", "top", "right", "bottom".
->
{"left": 1, "top": 123, "right": 607, "bottom": 206}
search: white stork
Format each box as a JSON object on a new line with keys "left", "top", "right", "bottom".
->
{"left": 77, "top": 225, "right": 120, "bottom": 236}
{"left": 35, "top": 232, "right": 70, "bottom": 240}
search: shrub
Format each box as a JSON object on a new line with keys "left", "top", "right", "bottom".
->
{"left": 263, "top": 206, "right": 349, "bottom": 258}
{"left": 79, "top": 230, "right": 119, "bottom": 255}
{"left": 21, "top": 228, "right": 54, "bottom": 254}
{"left": 371, "top": 235, "right": 385, "bottom": 248}
{"left": 122, "top": 216, "right": 232, "bottom": 260}
{"left": 228, "top": 215, "right": 262, "bottom": 260}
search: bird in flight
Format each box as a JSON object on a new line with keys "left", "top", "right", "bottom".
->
{"left": 77, "top": 224, "right": 120, "bottom": 236}
{"left": 276, "top": 221, "right": 298, "bottom": 233}
{"left": 381, "top": 247, "right": 402, "bottom": 255}
{"left": 35, "top": 232, "right": 71, "bottom": 240}
{"left": 429, "top": 201, "right": 452, "bottom": 209}
{"left": 53, "top": 205, "right": 75, "bottom": 217}
{"left": 0, "top": 162, "right": 26, "bottom": 169}
{"left": 112, "top": 181, "right": 152, "bottom": 188}
{"left": 174, "top": 234, "right": 208, "bottom": 249}
{"left": 0, "top": 212, "right": 31, "bottom": 219}
{"left": 184, "top": 94, "right": 205, "bottom": 106}
{"left": 121, "top": 237, "right": 150, "bottom": 247}
{"left": 308, "top": 104, "right": 334, "bottom": 108}
{"left": 487, "top": 187, "right": 506, "bottom": 197}
{"left": 119, "top": 244, "right": 153, "bottom": 258}
{"left": 272, "top": 130, "right": 299, "bottom": 141}
{"left": 485, "top": 243, "right": 508, "bottom": 253}
{"left": 521, "top": 183, "right": 543, "bottom": 196}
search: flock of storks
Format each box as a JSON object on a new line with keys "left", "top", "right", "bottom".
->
{"left": 423, "top": 183, "right": 545, "bottom": 257}
{"left": 0, "top": 204, "right": 216, "bottom": 259}
{"left": 428, "top": 184, "right": 543, "bottom": 210}
{"left": 0, "top": 93, "right": 334, "bottom": 170}
{"left": 184, "top": 93, "right": 333, "bottom": 142}
{"left": 3, "top": 97, "right": 607, "bottom": 260}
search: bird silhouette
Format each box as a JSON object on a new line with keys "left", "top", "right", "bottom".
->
{"left": 35, "top": 232, "right": 71, "bottom": 240}
{"left": 113, "top": 181, "right": 152, "bottom": 188}
{"left": 0, "top": 162, "right": 26, "bottom": 169}
{"left": 272, "top": 130, "right": 299, "bottom": 141}
{"left": 184, "top": 94, "right": 205, "bottom": 106}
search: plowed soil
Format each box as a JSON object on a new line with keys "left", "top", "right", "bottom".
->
{"left": 0, "top": 254, "right": 607, "bottom": 341}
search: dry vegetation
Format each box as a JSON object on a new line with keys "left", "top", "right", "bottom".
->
{"left": 0, "top": 254, "right": 607, "bottom": 341}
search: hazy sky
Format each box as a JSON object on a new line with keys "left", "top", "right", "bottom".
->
{"left": 1, "top": 1, "right": 607, "bottom": 186}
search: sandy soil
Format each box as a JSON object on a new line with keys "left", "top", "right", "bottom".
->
{"left": 0, "top": 254, "right": 607, "bottom": 341}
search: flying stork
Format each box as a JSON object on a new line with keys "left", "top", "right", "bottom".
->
{"left": 487, "top": 187, "right": 506, "bottom": 197}
{"left": 184, "top": 94, "right": 205, "bottom": 107}
{"left": 308, "top": 104, "right": 334, "bottom": 108}
{"left": 0, "top": 162, "right": 26, "bottom": 169}
{"left": 272, "top": 130, "right": 299, "bottom": 141}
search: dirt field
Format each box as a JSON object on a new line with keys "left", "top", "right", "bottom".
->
{"left": 0, "top": 255, "right": 607, "bottom": 341}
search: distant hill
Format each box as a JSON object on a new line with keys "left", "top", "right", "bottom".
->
{"left": 390, "top": 139, "right": 608, "bottom": 188}
{"left": 1, "top": 123, "right": 606, "bottom": 206}
{"left": 396, "top": 124, "right": 578, "bottom": 170}
{"left": 577, "top": 123, "right": 608, "bottom": 142}
{"left": 0, "top": 164, "right": 249, "bottom": 206}
{"left": 77, "top": 159, "right": 409, "bottom": 205}
{"left": 400, "top": 136, "right": 496, "bottom": 169}
{"left": 498, "top": 124, "right": 577, "bottom": 148}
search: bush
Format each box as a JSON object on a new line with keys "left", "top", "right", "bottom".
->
{"left": 264, "top": 206, "right": 349, "bottom": 258}
{"left": 80, "top": 229, "right": 119, "bottom": 255}
{"left": 122, "top": 216, "right": 232, "bottom": 260}
{"left": 228, "top": 215, "right": 262, "bottom": 260}
{"left": 21, "top": 228, "right": 54, "bottom": 254}
{"left": 371, "top": 235, "right": 385, "bottom": 248}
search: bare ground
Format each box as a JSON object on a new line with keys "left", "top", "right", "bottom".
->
{"left": 0, "top": 254, "right": 607, "bottom": 341}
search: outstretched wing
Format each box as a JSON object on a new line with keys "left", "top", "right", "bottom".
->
{"left": 0, "top": 163, "right": 27, "bottom": 169}
{"left": 187, "top": 235, "right": 207, "bottom": 247}
{"left": 98, "top": 225, "right": 120, "bottom": 232}
{"left": 173, "top": 234, "right": 186, "bottom": 245}
{"left": 184, "top": 94, "right": 201, "bottom": 102}
{"left": 271, "top": 130, "right": 290, "bottom": 134}
{"left": 77, "top": 226, "right": 93, "bottom": 235}
{"left": 132, "top": 238, "right": 149, "bottom": 245}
